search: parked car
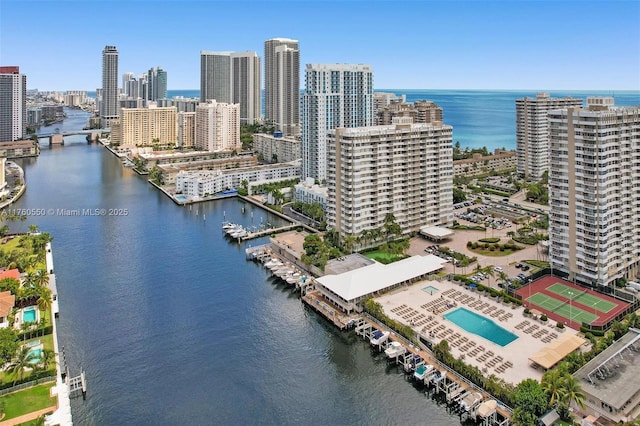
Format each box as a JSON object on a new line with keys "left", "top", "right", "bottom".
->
{"left": 494, "top": 266, "right": 503, "bottom": 272}
{"left": 521, "top": 265, "right": 530, "bottom": 271}
{"left": 515, "top": 263, "right": 522, "bottom": 269}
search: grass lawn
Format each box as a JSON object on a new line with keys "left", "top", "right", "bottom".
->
{"left": 0, "top": 334, "right": 55, "bottom": 386}
{"left": 0, "top": 382, "right": 56, "bottom": 420}
{"left": 364, "top": 251, "right": 405, "bottom": 263}
{"left": 468, "top": 248, "right": 518, "bottom": 257}
{"left": 0, "top": 236, "right": 24, "bottom": 253}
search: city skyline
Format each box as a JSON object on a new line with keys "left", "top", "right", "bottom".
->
{"left": 1, "top": 0, "right": 639, "bottom": 91}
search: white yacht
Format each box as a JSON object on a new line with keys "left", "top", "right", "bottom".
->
{"left": 384, "top": 341, "right": 406, "bottom": 359}
{"left": 370, "top": 330, "right": 390, "bottom": 346}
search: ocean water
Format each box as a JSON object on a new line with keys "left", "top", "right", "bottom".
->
{"left": 158, "top": 89, "right": 639, "bottom": 151}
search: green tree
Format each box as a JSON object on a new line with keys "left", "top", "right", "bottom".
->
{"left": 513, "top": 378, "right": 549, "bottom": 417}
{"left": 562, "top": 374, "right": 586, "bottom": 410}
{"left": 0, "top": 277, "right": 20, "bottom": 295}
{"left": 38, "top": 348, "right": 55, "bottom": 371}
{"left": 453, "top": 187, "right": 467, "bottom": 204}
{"left": 28, "top": 224, "right": 39, "bottom": 234}
{"left": 0, "top": 328, "right": 19, "bottom": 364}
{"left": 6, "top": 346, "right": 38, "bottom": 385}
{"left": 542, "top": 368, "right": 566, "bottom": 407}
{"left": 511, "top": 406, "right": 538, "bottom": 426}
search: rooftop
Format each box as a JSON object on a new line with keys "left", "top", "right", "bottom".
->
{"left": 574, "top": 328, "right": 640, "bottom": 411}
{"left": 528, "top": 333, "right": 586, "bottom": 370}
{"left": 316, "top": 255, "right": 446, "bottom": 301}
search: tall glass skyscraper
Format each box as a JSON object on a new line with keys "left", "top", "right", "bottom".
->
{"left": 264, "top": 38, "right": 299, "bottom": 136}
{"left": 301, "top": 64, "right": 373, "bottom": 181}
{"left": 0, "top": 66, "right": 26, "bottom": 142}
{"left": 101, "top": 45, "right": 119, "bottom": 128}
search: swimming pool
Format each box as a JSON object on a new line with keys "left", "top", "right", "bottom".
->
{"left": 444, "top": 308, "right": 518, "bottom": 346}
{"left": 27, "top": 348, "right": 42, "bottom": 364}
{"left": 422, "top": 285, "right": 439, "bottom": 294}
{"left": 23, "top": 307, "right": 37, "bottom": 323}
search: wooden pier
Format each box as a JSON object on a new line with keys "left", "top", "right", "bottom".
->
{"left": 240, "top": 223, "right": 298, "bottom": 241}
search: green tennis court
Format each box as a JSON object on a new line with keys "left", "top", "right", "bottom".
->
{"left": 547, "top": 283, "right": 617, "bottom": 313}
{"left": 526, "top": 292, "right": 598, "bottom": 324}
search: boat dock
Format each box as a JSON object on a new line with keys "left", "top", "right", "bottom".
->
{"left": 353, "top": 317, "right": 512, "bottom": 425}
{"left": 240, "top": 223, "right": 298, "bottom": 241}
{"left": 245, "top": 245, "right": 315, "bottom": 295}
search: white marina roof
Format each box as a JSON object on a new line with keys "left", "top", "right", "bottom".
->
{"left": 317, "top": 255, "right": 446, "bottom": 301}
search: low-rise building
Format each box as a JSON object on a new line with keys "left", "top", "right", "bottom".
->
{"left": 156, "top": 156, "right": 258, "bottom": 185}
{"left": 0, "top": 140, "right": 38, "bottom": 158}
{"left": 294, "top": 177, "right": 327, "bottom": 209}
{"left": 175, "top": 160, "right": 300, "bottom": 199}
{"left": 253, "top": 132, "right": 301, "bottom": 163}
{"left": 453, "top": 150, "right": 516, "bottom": 177}
{"left": 315, "top": 255, "right": 447, "bottom": 313}
{"left": 0, "top": 290, "right": 15, "bottom": 329}
{"left": 573, "top": 328, "right": 640, "bottom": 423}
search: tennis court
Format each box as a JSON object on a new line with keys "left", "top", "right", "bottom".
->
{"left": 547, "top": 283, "right": 617, "bottom": 313}
{"left": 526, "top": 292, "right": 598, "bottom": 324}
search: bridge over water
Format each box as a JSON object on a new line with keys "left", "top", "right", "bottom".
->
{"left": 37, "top": 129, "right": 110, "bottom": 145}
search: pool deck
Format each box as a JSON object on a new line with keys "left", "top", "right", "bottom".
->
{"left": 375, "top": 279, "right": 582, "bottom": 385}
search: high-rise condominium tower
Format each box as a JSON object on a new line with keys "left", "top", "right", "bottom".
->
{"left": 200, "top": 51, "right": 232, "bottom": 104}
{"left": 122, "top": 72, "right": 136, "bottom": 97}
{"left": 516, "top": 93, "right": 582, "bottom": 179}
{"left": 327, "top": 117, "right": 453, "bottom": 240}
{"left": 0, "top": 66, "right": 26, "bottom": 142}
{"left": 264, "top": 38, "right": 299, "bottom": 136}
{"left": 195, "top": 100, "right": 240, "bottom": 152}
{"left": 549, "top": 97, "right": 640, "bottom": 288}
{"left": 147, "top": 67, "right": 167, "bottom": 101}
{"left": 231, "top": 52, "right": 260, "bottom": 125}
{"left": 301, "top": 64, "right": 373, "bottom": 181}
{"left": 101, "top": 45, "right": 119, "bottom": 128}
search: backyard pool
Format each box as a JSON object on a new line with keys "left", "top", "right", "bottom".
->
{"left": 27, "top": 347, "right": 42, "bottom": 364}
{"left": 22, "top": 307, "right": 37, "bottom": 323}
{"left": 444, "top": 307, "right": 518, "bottom": 346}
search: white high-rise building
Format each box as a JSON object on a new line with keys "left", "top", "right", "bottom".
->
{"left": 200, "top": 51, "right": 232, "bottom": 104}
{"left": 122, "top": 72, "right": 136, "bottom": 97}
{"left": 516, "top": 93, "right": 582, "bottom": 179}
{"left": 195, "top": 100, "right": 240, "bottom": 152}
{"left": 264, "top": 38, "right": 299, "bottom": 136}
{"left": 301, "top": 64, "right": 373, "bottom": 181}
{"left": 230, "top": 52, "right": 260, "bottom": 125}
{"left": 327, "top": 117, "right": 453, "bottom": 239}
{"left": 0, "top": 66, "right": 26, "bottom": 142}
{"left": 549, "top": 97, "right": 640, "bottom": 288}
{"left": 101, "top": 45, "right": 119, "bottom": 128}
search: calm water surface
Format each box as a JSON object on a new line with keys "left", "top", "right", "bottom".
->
{"left": 15, "top": 109, "right": 461, "bottom": 425}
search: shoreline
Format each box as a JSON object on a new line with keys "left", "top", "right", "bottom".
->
{"left": 0, "top": 162, "right": 27, "bottom": 210}
{"left": 43, "top": 241, "right": 73, "bottom": 425}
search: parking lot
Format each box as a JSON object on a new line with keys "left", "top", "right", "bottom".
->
{"left": 408, "top": 224, "right": 543, "bottom": 290}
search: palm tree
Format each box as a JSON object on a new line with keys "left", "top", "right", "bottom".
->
{"left": 33, "top": 269, "right": 49, "bottom": 288}
{"left": 36, "top": 287, "right": 52, "bottom": 313}
{"left": 482, "top": 266, "right": 496, "bottom": 288}
{"left": 27, "top": 224, "right": 39, "bottom": 234}
{"left": 542, "top": 368, "right": 566, "bottom": 407}
{"left": 38, "top": 349, "right": 55, "bottom": 372}
{"left": 6, "top": 346, "right": 38, "bottom": 385}
{"left": 343, "top": 235, "right": 357, "bottom": 254}
{"left": 562, "top": 374, "right": 586, "bottom": 410}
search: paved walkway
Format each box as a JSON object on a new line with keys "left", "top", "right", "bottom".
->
{"left": 0, "top": 406, "right": 56, "bottom": 426}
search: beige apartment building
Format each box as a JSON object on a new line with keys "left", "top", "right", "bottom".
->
{"left": 195, "top": 100, "right": 240, "bottom": 152}
{"left": 453, "top": 149, "right": 516, "bottom": 176}
{"left": 516, "top": 92, "right": 582, "bottom": 179}
{"left": 253, "top": 133, "right": 301, "bottom": 163}
{"left": 327, "top": 117, "right": 453, "bottom": 240}
{"left": 375, "top": 100, "right": 443, "bottom": 126}
{"left": 549, "top": 98, "right": 640, "bottom": 288}
{"left": 177, "top": 112, "right": 195, "bottom": 148}
{"left": 118, "top": 106, "right": 177, "bottom": 147}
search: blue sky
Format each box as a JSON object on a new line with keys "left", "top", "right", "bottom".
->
{"left": 1, "top": 0, "right": 639, "bottom": 91}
